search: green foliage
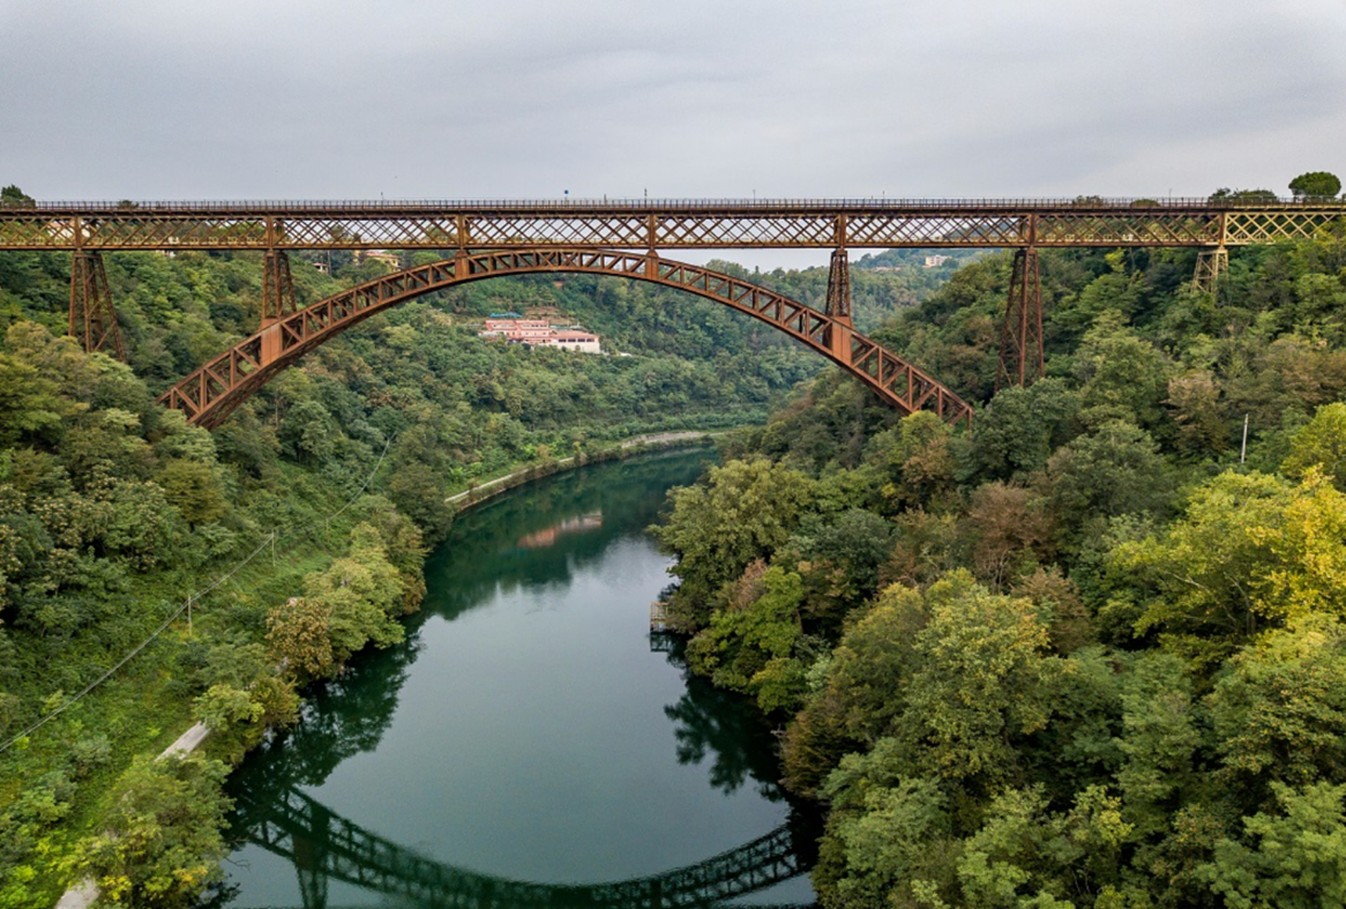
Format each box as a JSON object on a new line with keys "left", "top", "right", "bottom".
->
{"left": 1282, "top": 401, "right": 1346, "bottom": 488}
{"left": 651, "top": 457, "right": 815, "bottom": 625}
{"left": 1115, "top": 470, "right": 1346, "bottom": 660}
{"left": 898, "top": 572, "right": 1063, "bottom": 786}
{"left": 1198, "top": 781, "right": 1346, "bottom": 908}
{"left": 80, "top": 754, "right": 231, "bottom": 907}
{"left": 653, "top": 226, "right": 1346, "bottom": 908}
{"left": 971, "top": 379, "right": 1080, "bottom": 481}
{"left": 0, "top": 186, "right": 33, "bottom": 208}
{"left": 1040, "top": 420, "right": 1171, "bottom": 550}
{"left": 687, "top": 564, "right": 807, "bottom": 711}
{"left": 1288, "top": 171, "right": 1342, "bottom": 200}
{"left": 1208, "top": 622, "right": 1346, "bottom": 796}
{"left": 192, "top": 683, "right": 264, "bottom": 732}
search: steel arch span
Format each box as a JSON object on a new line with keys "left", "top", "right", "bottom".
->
{"left": 159, "top": 248, "right": 973, "bottom": 430}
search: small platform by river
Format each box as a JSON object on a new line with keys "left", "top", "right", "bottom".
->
{"left": 650, "top": 600, "right": 672, "bottom": 632}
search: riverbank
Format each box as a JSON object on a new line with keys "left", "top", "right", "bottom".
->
{"left": 446, "top": 430, "right": 722, "bottom": 510}
{"left": 52, "top": 428, "right": 722, "bottom": 908}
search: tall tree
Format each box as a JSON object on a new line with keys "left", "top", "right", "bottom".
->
{"left": 1288, "top": 171, "right": 1342, "bottom": 200}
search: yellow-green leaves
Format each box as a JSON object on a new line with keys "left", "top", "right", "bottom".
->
{"left": 1116, "top": 469, "right": 1346, "bottom": 658}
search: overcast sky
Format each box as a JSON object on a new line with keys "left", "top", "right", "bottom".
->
{"left": 3, "top": 0, "right": 1344, "bottom": 206}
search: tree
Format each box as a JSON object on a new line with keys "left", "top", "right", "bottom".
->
{"left": 651, "top": 457, "right": 815, "bottom": 626}
{"left": 1208, "top": 621, "right": 1346, "bottom": 797}
{"left": 1282, "top": 401, "right": 1346, "bottom": 489}
{"left": 820, "top": 774, "right": 957, "bottom": 909}
{"left": 80, "top": 754, "right": 232, "bottom": 907}
{"left": 1073, "top": 311, "right": 1172, "bottom": 430}
{"left": 1209, "top": 187, "right": 1280, "bottom": 204}
{"left": 0, "top": 185, "right": 33, "bottom": 207}
{"left": 156, "top": 458, "right": 227, "bottom": 526}
{"left": 969, "top": 378, "right": 1080, "bottom": 482}
{"left": 0, "top": 353, "right": 66, "bottom": 445}
{"left": 687, "top": 564, "right": 807, "bottom": 711}
{"left": 963, "top": 482, "right": 1053, "bottom": 587}
{"left": 868, "top": 411, "right": 958, "bottom": 511}
{"left": 1040, "top": 419, "right": 1170, "bottom": 548}
{"left": 263, "top": 597, "right": 335, "bottom": 684}
{"left": 1198, "top": 781, "right": 1346, "bottom": 908}
{"left": 899, "top": 571, "right": 1062, "bottom": 786}
{"left": 1114, "top": 470, "right": 1346, "bottom": 662}
{"left": 1288, "top": 171, "right": 1342, "bottom": 200}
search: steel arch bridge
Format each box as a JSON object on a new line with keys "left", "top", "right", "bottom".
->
{"left": 238, "top": 784, "right": 811, "bottom": 909}
{"left": 158, "top": 248, "right": 974, "bottom": 429}
{"left": 6, "top": 196, "right": 1344, "bottom": 416}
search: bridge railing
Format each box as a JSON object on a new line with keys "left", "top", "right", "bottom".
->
{"left": 6, "top": 196, "right": 1337, "bottom": 212}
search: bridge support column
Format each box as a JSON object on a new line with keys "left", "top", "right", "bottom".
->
{"left": 262, "top": 249, "right": 296, "bottom": 326}
{"left": 1192, "top": 245, "right": 1227, "bottom": 297}
{"left": 69, "top": 249, "right": 126, "bottom": 359}
{"left": 825, "top": 247, "right": 852, "bottom": 327}
{"left": 996, "top": 247, "right": 1043, "bottom": 390}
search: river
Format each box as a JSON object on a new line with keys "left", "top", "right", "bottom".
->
{"left": 211, "top": 451, "right": 819, "bottom": 908}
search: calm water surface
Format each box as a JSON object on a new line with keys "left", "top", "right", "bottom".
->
{"left": 214, "top": 452, "right": 818, "bottom": 908}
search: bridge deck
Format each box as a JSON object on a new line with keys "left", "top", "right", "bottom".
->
{"left": 3, "top": 198, "right": 1343, "bottom": 251}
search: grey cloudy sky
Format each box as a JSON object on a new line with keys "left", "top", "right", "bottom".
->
{"left": 3, "top": 0, "right": 1344, "bottom": 204}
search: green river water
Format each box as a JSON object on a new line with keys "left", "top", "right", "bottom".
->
{"left": 212, "top": 451, "right": 818, "bottom": 908}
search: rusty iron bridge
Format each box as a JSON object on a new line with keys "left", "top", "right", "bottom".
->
{"left": 3, "top": 197, "right": 1343, "bottom": 428}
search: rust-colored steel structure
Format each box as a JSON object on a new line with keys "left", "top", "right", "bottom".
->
{"left": 5, "top": 197, "right": 1343, "bottom": 420}
{"left": 262, "top": 249, "right": 298, "bottom": 324}
{"left": 3, "top": 198, "right": 1343, "bottom": 252}
{"left": 159, "top": 248, "right": 974, "bottom": 430}
{"left": 997, "top": 248, "right": 1044, "bottom": 390}
{"left": 68, "top": 250, "right": 125, "bottom": 360}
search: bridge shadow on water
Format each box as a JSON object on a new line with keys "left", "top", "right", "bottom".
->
{"left": 211, "top": 452, "right": 820, "bottom": 908}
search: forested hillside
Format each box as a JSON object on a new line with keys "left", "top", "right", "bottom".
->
{"left": 654, "top": 227, "right": 1346, "bottom": 907}
{"left": 0, "top": 235, "right": 944, "bottom": 906}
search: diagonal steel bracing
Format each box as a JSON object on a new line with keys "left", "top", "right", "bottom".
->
{"left": 3, "top": 199, "right": 1342, "bottom": 252}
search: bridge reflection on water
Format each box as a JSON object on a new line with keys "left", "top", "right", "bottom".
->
{"left": 215, "top": 454, "right": 818, "bottom": 909}
{"left": 231, "top": 784, "right": 814, "bottom": 909}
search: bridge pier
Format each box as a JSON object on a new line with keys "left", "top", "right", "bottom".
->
{"left": 826, "top": 247, "right": 854, "bottom": 361}
{"left": 996, "top": 246, "right": 1043, "bottom": 390}
{"left": 68, "top": 249, "right": 125, "bottom": 359}
{"left": 262, "top": 248, "right": 297, "bottom": 325}
{"left": 825, "top": 247, "right": 852, "bottom": 327}
{"left": 1192, "top": 245, "right": 1228, "bottom": 297}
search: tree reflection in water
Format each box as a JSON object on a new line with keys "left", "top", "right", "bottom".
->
{"left": 213, "top": 452, "right": 821, "bottom": 908}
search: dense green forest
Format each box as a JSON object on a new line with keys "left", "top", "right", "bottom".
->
{"left": 0, "top": 228, "right": 954, "bottom": 906}
{"left": 653, "top": 224, "right": 1346, "bottom": 907}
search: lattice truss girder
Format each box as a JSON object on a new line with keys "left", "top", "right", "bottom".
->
{"left": 1033, "top": 212, "right": 1223, "bottom": 246}
{"left": 845, "top": 214, "right": 1026, "bottom": 246}
{"left": 1224, "top": 211, "right": 1342, "bottom": 243}
{"left": 161, "top": 248, "right": 975, "bottom": 429}
{"left": 4, "top": 205, "right": 1341, "bottom": 251}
